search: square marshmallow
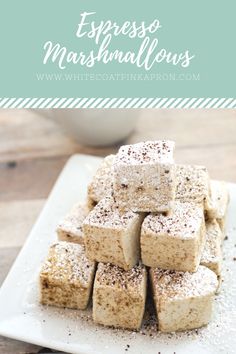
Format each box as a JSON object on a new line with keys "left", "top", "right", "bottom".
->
{"left": 93, "top": 263, "right": 147, "bottom": 330}
{"left": 83, "top": 196, "right": 144, "bottom": 270}
{"left": 206, "top": 180, "right": 229, "bottom": 233}
{"left": 87, "top": 154, "right": 115, "bottom": 208}
{"left": 150, "top": 265, "right": 218, "bottom": 332}
{"left": 176, "top": 164, "right": 211, "bottom": 208}
{"left": 57, "top": 203, "right": 90, "bottom": 244}
{"left": 201, "top": 219, "right": 222, "bottom": 276}
{"left": 40, "top": 242, "right": 95, "bottom": 310}
{"left": 141, "top": 201, "right": 205, "bottom": 272}
{"left": 112, "top": 141, "right": 176, "bottom": 212}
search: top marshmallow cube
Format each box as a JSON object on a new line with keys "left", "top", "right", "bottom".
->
{"left": 112, "top": 141, "right": 176, "bottom": 212}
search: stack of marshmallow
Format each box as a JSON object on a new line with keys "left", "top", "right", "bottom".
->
{"left": 40, "top": 141, "right": 229, "bottom": 332}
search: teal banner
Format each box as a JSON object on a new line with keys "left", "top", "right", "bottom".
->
{"left": 0, "top": 0, "right": 235, "bottom": 98}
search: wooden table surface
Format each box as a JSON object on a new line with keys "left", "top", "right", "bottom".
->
{"left": 0, "top": 109, "right": 236, "bottom": 353}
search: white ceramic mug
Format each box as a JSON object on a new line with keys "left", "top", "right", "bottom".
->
{"left": 39, "top": 109, "right": 139, "bottom": 146}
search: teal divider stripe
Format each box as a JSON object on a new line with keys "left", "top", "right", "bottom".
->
{"left": 0, "top": 98, "right": 235, "bottom": 109}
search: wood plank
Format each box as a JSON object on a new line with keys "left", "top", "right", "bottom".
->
{"left": 0, "top": 246, "right": 21, "bottom": 286}
{"left": 0, "top": 200, "right": 45, "bottom": 248}
{"left": 175, "top": 144, "right": 236, "bottom": 182}
{"left": 0, "top": 334, "right": 67, "bottom": 354}
{"left": 0, "top": 333, "right": 66, "bottom": 354}
{"left": 0, "top": 156, "right": 68, "bottom": 201}
{"left": 130, "top": 109, "right": 236, "bottom": 147}
{"left": 0, "top": 109, "right": 118, "bottom": 162}
{"left": 0, "top": 335, "right": 42, "bottom": 354}
{"left": 0, "top": 149, "right": 117, "bottom": 202}
{"left": 1, "top": 109, "right": 236, "bottom": 163}
{"left": 0, "top": 110, "right": 78, "bottom": 162}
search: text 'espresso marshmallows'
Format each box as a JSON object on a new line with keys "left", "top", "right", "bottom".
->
{"left": 43, "top": 12, "right": 195, "bottom": 70}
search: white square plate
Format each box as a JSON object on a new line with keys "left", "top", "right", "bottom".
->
{"left": 0, "top": 154, "right": 236, "bottom": 354}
